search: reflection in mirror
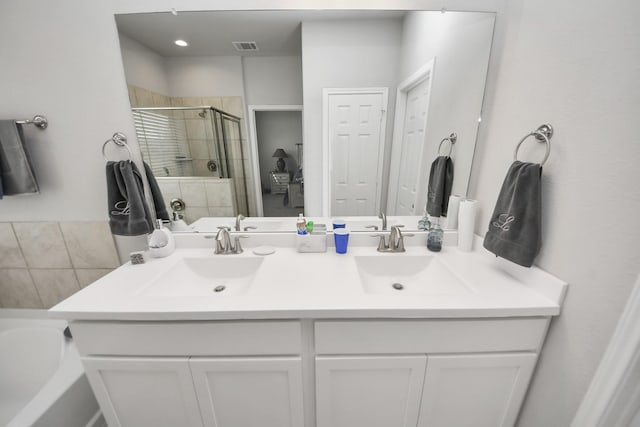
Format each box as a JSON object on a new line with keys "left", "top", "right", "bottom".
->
{"left": 115, "top": 10, "right": 495, "bottom": 229}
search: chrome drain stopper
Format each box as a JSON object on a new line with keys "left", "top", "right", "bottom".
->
{"left": 392, "top": 283, "right": 404, "bottom": 291}
{"left": 214, "top": 285, "right": 226, "bottom": 293}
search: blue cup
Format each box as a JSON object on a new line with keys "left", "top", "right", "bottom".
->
{"left": 332, "top": 219, "right": 346, "bottom": 230}
{"left": 334, "top": 228, "right": 349, "bottom": 254}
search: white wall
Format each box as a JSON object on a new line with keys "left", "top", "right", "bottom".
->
{"left": 165, "top": 56, "right": 245, "bottom": 98}
{"left": 468, "top": 0, "right": 640, "bottom": 425}
{"left": 399, "top": 11, "right": 494, "bottom": 210}
{"left": 301, "top": 18, "right": 403, "bottom": 215}
{"left": 118, "top": 33, "right": 169, "bottom": 95}
{"left": 243, "top": 56, "right": 303, "bottom": 106}
{"left": 0, "top": 0, "right": 140, "bottom": 222}
{"left": 255, "top": 111, "right": 303, "bottom": 189}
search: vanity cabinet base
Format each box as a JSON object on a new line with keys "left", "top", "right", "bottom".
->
{"left": 73, "top": 317, "right": 549, "bottom": 427}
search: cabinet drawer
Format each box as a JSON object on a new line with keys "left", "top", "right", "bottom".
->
{"left": 315, "top": 318, "right": 548, "bottom": 354}
{"left": 71, "top": 320, "right": 301, "bottom": 356}
{"left": 271, "top": 184, "right": 289, "bottom": 194}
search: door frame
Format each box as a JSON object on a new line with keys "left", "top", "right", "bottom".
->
{"left": 386, "top": 58, "right": 436, "bottom": 215}
{"left": 247, "top": 104, "right": 303, "bottom": 216}
{"left": 322, "top": 87, "right": 389, "bottom": 216}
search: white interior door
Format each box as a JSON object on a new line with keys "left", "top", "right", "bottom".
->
{"left": 395, "top": 77, "right": 431, "bottom": 215}
{"left": 326, "top": 90, "right": 386, "bottom": 216}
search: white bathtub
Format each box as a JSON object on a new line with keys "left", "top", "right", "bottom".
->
{"left": 0, "top": 310, "right": 101, "bottom": 427}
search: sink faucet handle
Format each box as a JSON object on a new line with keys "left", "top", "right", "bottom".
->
{"left": 244, "top": 226, "right": 258, "bottom": 231}
{"left": 371, "top": 233, "right": 388, "bottom": 251}
{"left": 233, "top": 235, "right": 250, "bottom": 254}
{"left": 365, "top": 225, "right": 379, "bottom": 231}
{"left": 217, "top": 226, "right": 231, "bottom": 231}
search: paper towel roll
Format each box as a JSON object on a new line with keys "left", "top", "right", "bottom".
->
{"left": 445, "top": 195, "right": 463, "bottom": 230}
{"left": 458, "top": 199, "right": 478, "bottom": 251}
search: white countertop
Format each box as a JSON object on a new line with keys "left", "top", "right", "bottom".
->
{"left": 50, "top": 240, "right": 567, "bottom": 321}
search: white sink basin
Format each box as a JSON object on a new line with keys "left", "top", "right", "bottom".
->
{"left": 354, "top": 255, "right": 473, "bottom": 295}
{"left": 138, "top": 257, "right": 264, "bottom": 297}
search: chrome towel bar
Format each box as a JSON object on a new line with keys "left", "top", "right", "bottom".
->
{"left": 15, "top": 115, "right": 48, "bottom": 130}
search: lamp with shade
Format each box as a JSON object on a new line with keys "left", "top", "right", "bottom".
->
{"left": 272, "top": 148, "right": 288, "bottom": 172}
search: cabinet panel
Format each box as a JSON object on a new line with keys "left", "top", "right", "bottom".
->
{"left": 71, "top": 320, "right": 301, "bottom": 356}
{"left": 82, "top": 357, "right": 203, "bottom": 427}
{"left": 190, "top": 357, "right": 304, "bottom": 427}
{"left": 418, "top": 353, "right": 537, "bottom": 427}
{"left": 315, "top": 318, "right": 548, "bottom": 354}
{"left": 316, "top": 355, "right": 426, "bottom": 427}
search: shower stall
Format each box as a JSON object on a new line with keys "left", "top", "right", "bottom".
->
{"left": 132, "top": 106, "right": 249, "bottom": 216}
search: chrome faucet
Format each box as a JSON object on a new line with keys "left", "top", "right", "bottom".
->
{"left": 215, "top": 227, "right": 233, "bottom": 254}
{"left": 214, "top": 227, "right": 247, "bottom": 254}
{"left": 373, "top": 225, "right": 413, "bottom": 252}
{"left": 235, "top": 214, "right": 245, "bottom": 231}
{"left": 378, "top": 212, "right": 388, "bottom": 231}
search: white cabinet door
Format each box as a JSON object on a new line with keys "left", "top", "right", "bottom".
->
{"left": 82, "top": 357, "right": 203, "bottom": 427}
{"left": 418, "top": 353, "right": 537, "bottom": 427}
{"left": 316, "top": 355, "right": 427, "bottom": 427}
{"left": 189, "top": 357, "right": 305, "bottom": 427}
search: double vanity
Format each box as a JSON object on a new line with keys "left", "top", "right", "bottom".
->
{"left": 50, "top": 220, "right": 567, "bottom": 427}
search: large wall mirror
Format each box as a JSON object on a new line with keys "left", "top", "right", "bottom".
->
{"left": 115, "top": 10, "right": 495, "bottom": 229}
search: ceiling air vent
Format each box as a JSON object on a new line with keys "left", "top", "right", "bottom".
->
{"left": 232, "top": 41, "right": 259, "bottom": 52}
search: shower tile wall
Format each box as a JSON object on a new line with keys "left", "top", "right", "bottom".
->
{"left": 0, "top": 222, "right": 120, "bottom": 309}
{"left": 129, "top": 85, "right": 251, "bottom": 216}
{"left": 156, "top": 177, "right": 237, "bottom": 223}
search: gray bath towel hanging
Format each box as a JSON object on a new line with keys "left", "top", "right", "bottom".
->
{"left": 483, "top": 160, "right": 542, "bottom": 267}
{"left": 0, "top": 120, "right": 39, "bottom": 196}
{"left": 426, "top": 155, "right": 454, "bottom": 217}
{"left": 106, "top": 161, "right": 154, "bottom": 236}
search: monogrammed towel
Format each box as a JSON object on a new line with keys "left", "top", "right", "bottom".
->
{"left": 106, "top": 161, "right": 154, "bottom": 236}
{"left": 483, "top": 161, "right": 542, "bottom": 267}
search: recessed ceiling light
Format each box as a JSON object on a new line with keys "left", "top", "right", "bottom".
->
{"left": 174, "top": 40, "right": 188, "bottom": 47}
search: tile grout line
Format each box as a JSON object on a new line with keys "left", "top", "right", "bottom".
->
{"left": 10, "top": 222, "right": 45, "bottom": 309}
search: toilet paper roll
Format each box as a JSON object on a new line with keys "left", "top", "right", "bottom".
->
{"left": 458, "top": 199, "right": 478, "bottom": 251}
{"left": 445, "top": 195, "right": 463, "bottom": 230}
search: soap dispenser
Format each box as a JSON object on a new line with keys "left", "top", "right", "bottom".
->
{"left": 148, "top": 219, "right": 175, "bottom": 258}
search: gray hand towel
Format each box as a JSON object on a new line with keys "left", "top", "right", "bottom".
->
{"left": 106, "top": 161, "right": 154, "bottom": 236}
{"left": 483, "top": 161, "right": 542, "bottom": 267}
{"left": 143, "top": 162, "right": 169, "bottom": 221}
{"left": 426, "top": 156, "right": 454, "bottom": 217}
{"left": 0, "top": 120, "right": 39, "bottom": 195}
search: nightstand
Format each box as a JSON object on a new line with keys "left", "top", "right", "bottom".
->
{"left": 269, "top": 172, "right": 290, "bottom": 194}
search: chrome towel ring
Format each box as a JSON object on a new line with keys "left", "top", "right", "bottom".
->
{"left": 102, "top": 132, "right": 132, "bottom": 161}
{"left": 514, "top": 124, "right": 553, "bottom": 166}
{"left": 438, "top": 133, "right": 457, "bottom": 156}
